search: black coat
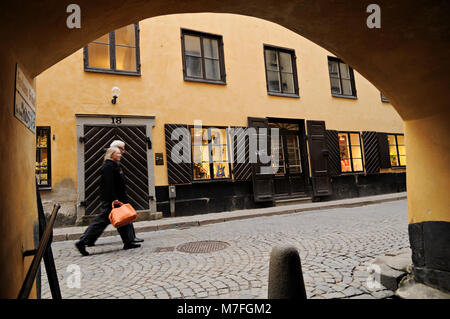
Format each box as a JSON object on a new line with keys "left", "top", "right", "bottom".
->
{"left": 100, "top": 159, "right": 128, "bottom": 204}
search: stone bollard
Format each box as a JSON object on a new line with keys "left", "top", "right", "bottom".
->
{"left": 268, "top": 245, "right": 307, "bottom": 299}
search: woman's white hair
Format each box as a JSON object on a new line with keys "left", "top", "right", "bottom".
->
{"left": 110, "top": 140, "right": 125, "bottom": 148}
{"left": 104, "top": 146, "right": 121, "bottom": 162}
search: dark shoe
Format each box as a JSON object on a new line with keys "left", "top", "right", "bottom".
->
{"left": 75, "top": 241, "right": 89, "bottom": 256}
{"left": 132, "top": 237, "right": 144, "bottom": 243}
{"left": 123, "top": 243, "right": 141, "bottom": 250}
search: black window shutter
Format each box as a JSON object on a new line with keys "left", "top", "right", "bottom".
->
{"left": 325, "top": 130, "right": 341, "bottom": 176}
{"left": 230, "top": 126, "right": 252, "bottom": 181}
{"left": 164, "top": 124, "right": 192, "bottom": 185}
{"left": 362, "top": 131, "right": 381, "bottom": 174}
{"left": 377, "top": 132, "right": 391, "bottom": 169}
{"left": 307, "top": 120, "right": 333, "bottom": 196}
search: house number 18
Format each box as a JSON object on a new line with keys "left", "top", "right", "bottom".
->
{"left": 111, "top": 117, "right": 122, "bottom": 124}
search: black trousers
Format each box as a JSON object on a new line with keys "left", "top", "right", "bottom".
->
{"left": 79, "top": 201, "right": 134, "bottom": 245}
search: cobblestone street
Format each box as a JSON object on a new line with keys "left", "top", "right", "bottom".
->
{"left": 41, "top": 199, "right": 409, "bottom": 299}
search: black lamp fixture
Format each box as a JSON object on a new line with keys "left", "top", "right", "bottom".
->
{"left": 111, "top": 86, "right": 121, "bottom": 104}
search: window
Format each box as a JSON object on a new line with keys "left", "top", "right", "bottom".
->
{"left": 338, "top": 132, "right": 363, "bottom": 173}
{"left": 264, "top": 45, "right": 299, "bottom": 97}
{"left": 381, "top": 92, "right": 389, "bottom": 103}
{"left": 191, "top": 127, "right": 231, "bottom": 180}
{"left": 181, "top": 29, "right": 226, "bottom": 84}
{"left": 387, "top": 134, "right": 406, "bottom": 167}
{"left": 328, "top": 57, "right": 357, "bottom": 98}
{"left": 36, "top": 127, "right": 51, "bottom": 188}
{"left": 84, "top": 23, "right": 140, "bottom": 75}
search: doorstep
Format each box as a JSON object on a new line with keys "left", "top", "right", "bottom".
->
{"left": 52, "top": 192, "right": 407, "bottom": 242}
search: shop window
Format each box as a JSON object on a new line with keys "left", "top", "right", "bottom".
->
{"left": 181, "top": 29, "right": 226, "bottom": 84}
{"left": 264, "top": 45, "right": 299, "bottom": 97}
{"left": 328, "top": 57, "right": 357, "bottom": 98}
{"left": 84, "top": 23, "right": 140, "bottom": 75}
{"left": 338, "top": 132, "right": 364, "bottom": 173}
{"left": 191, "top": 127, "right": 230, "bottom": 180}
{"left": 36, "top": 127, "right": 51, "bottom": 188}
{"left": 387, "top": 134, "right": 406, "bottom": 167}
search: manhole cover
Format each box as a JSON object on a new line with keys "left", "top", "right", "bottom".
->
{"left": 176, "top": 240, "right": 230, "bottom": 253}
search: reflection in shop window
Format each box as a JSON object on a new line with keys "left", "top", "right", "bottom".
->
{"left": 36, "top": 127, "right": 51, "bottom": 187}
{"left": 191, "top": 127, "right": 230, "bottom": 180}
{"left": 338, "top": 132, "right": 364, "bottom": 173}
{"left": 388, "top": 134, "right": 406, "bottom": 167}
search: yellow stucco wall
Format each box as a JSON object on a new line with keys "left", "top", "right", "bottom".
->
{"left": 36, "top": 13, "right": 404, "bottom": 189}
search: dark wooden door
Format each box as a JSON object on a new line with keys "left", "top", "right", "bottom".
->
{"left": 83, "top": 125, "right": 150, "bottom": 215}
{"left": 248, "top": 117, "right": 274, "bottom": 202}
{"left": 306, "top": 120, "right": 332, "bottom": 196}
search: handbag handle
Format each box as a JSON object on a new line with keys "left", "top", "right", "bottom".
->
{"left": 112, "top": 201, "right": 124, "bottom": 209}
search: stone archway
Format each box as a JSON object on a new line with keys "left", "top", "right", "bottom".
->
{"left": 0, "top": 0, "right": 448, "bottom": 297}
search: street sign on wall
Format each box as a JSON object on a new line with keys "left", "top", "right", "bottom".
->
{"left": 14, "top": 64, "right": 36, "bottom": 133}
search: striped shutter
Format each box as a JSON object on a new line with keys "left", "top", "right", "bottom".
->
{"left": 377, "top": 132, "right": 391, "bottom": 169}
{"left": 362, "top": 131, "right": 381, "bottom": 174}
{"left": 325, "top": 130, "right": 341, "bottom": 176}
{"left": 164, "top": 124, "right": 192, "bottom": 185}
{"left": 230, "top": 126, "right": 252, "bottom": 181}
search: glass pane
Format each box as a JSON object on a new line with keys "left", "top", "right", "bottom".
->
{"left": 93, "top": 33, "right": 109, "bottom": 44}
{"left": 281, "top": 72, "right": 295, "bottom": 94}
{"left": 115, "top": 24, "right": 136, "bottom": 47}
{"left": 399, "top": 156, "right": 407, "bottom": 166}
{"left": 330, "top": 77, "right": 341, "bottom": 94}
{"left": 191, "top": 127, "right": 208, "bottom": 144}
{"left": 341, "top": 79, "right": 353, "bottom": 96}
{"left": 390, "top": 155, "right": 399, "bottom": 167}
{"left": 350, "top": 133, "right": 360, "bottom": 145}
{"left": 265, "top": 50, "right": 279, "bottom": 71}
{"left": 213, "top": 162, "right": 230, "bottom": 179}
{"left": 184, "top": 35, "right": 201, "bottom": 57}
{"left": 273, "top": 160, "right": 285, "bottom": 176}
{"left": 115, "top": 46, "right": 137, "bottom": 71}
{"left": 397, "top": 135, "right": 405, "bottom": 145}
{"left": 353, "top": 159, "right": 363, "bottom": 171}
{"left": 279, "top": 52, "right": 293, "bottom": 73}
{"left": 193, "top": 162, "right": 210, "bottom": 180}
{"left": 212, "top": 146, "right": 228, "bottom": 162}
{"left": 398, "top": 145, "right": 406, "bottom": 156}
{"left": 203, "top": 38, "right": 219, "bottom": 59}
{"left": 267, "top": 70, "right": 281, "bottom": 92}
{"left": 339, "top": 62, "right": 350, "bottom": 79}
{"left": 341, "top": 159, "right": 352, "bottom": 172}
{"left": 192, "top": 145, "right": 210, "bottom": 163}
{"left": 389, "top": 145, "right": 398, "bottom": 156}
{"left": 387, "top": 135, "right": 396, "bottom": 145}
{"left": 87, "top": 43, "right": 110, "bottom": 69}
{"left": 338, "top": 133, "right": 350, "bottom": 157}
{"left": 186, "top": 56, "right": 203, "bottom": 78}
{"left": 351, "top": 146, "right": 362, "bottom": 158}
{"left": 37, "top": 131, "right": 48, "bottom": 147}
{"left": 328, "top": 60, "right": 340, "bottom": 77}
{"left": 205, "top": 58, "right": 221, "bottom": 80}
{"left": 210, "top": 129, "right": 226, "bottom": 145}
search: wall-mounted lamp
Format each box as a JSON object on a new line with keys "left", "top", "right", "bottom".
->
{"left": 111, "top": 86, "right": 121, "bottom": 104}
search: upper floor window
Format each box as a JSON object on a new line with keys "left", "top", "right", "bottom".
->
{"left": 388, "top": 134, "right": 406, "bottom": 167}
{"left": 84, "top": 23, "right": 140, "bottom": 75}
{"left": 264, "top": 45, "right": 299, "bottom": 97}
{"left": 181, "top": 29, "right": 226, "bottom": 84}
{"left": 36, "top": 127, "right": 51, "bottom": 188}
{"left": 328, "top": 57, "right": 357, "bottom": 98}
{"left": 338, "top": 132, "right": 364, "bottom": 173}
{"left": 191, "top": 127, "right": 231, "bottom": 180}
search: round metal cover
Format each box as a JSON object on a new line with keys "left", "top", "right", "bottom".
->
{"left": 176, "top": 240, "right": 230, "bottom": 253}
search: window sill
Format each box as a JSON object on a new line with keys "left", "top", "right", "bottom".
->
{"left": 331, "top": 93, "right": 358, "bottom": 100}
{"left": 381, "top": 99, "right": 390, "bottom": 103}
{"left": 268, "top": 92, "right": 300, "bottom": 98}
{"left": 192, "top": 178, "right": 233, "bottom": 184}
{"left": 184, "top": 77, "right": 227, "bottom": 85}
{"left": 84, "top": 68, "right": 141, "bottom": 77}
{"left": 390, "top": 166, "right": 406, "bottom": 169}
{"left": 38, "top": 186, "right": 52, "bottom": 191}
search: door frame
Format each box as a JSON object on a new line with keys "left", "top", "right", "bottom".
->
{"left": 75, "top": 114, "right": 156, "bottom": 223}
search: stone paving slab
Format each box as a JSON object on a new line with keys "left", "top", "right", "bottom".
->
{"left": 53, "top": 192, "right": 407, "bottom": 242}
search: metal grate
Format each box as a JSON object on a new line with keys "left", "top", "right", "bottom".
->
{"left": 176, "top": 240, "right": 230, "bottom": 253}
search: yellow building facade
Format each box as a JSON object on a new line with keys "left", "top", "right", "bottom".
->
{"left": 36, "top": 13, "right": 405, "bottom": 225}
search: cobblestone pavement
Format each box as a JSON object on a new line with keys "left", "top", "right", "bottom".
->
{"left": 41, "top": 200, "right": 409, "bottom": 299}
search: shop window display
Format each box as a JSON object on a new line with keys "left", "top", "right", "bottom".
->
{"left": 36, "top": 127, "right": 51, "bottom": 187}
{"left": 338, "top": 132, "right": 363, "bottom": 173}
{"left": 388, "top": 134, "right": 406, "bottom": 167}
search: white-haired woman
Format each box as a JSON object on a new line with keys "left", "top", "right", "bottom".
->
{"left": 75, "top": 147, "right": 140, "bottom": 256}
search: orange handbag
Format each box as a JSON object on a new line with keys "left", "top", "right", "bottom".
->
{"left": 109, "top": 201, "right": 138, "bottom": 228}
